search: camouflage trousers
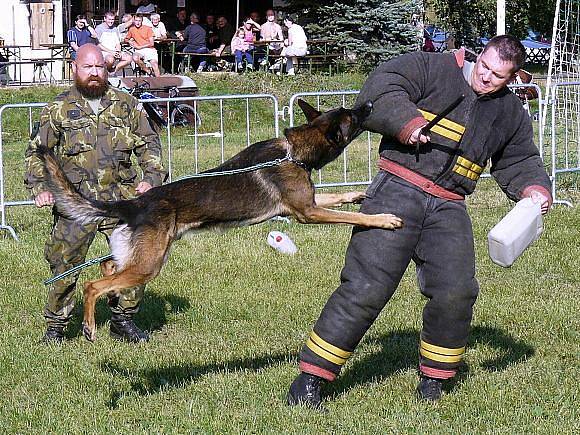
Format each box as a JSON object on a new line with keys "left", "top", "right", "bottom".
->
{"left": 44, "top": 211, "right": 144, "bottom": 328}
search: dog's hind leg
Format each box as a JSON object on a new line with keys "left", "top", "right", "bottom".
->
{"left": 82, "top": 268, "right": 157, "bottom": 341}
{"left": 82, "top": 227, "right": 173, "bottom": 342}
{"left": 315, "top": 191, "right": 366, "bottom": 208}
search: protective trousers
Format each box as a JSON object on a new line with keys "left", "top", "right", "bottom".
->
{"left": 299, "top": 171, "right": 479, "bottom": 381}
{"left": 44, "top": 212, "right": 144, "bottom": 328}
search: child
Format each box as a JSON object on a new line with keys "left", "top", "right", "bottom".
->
{"left": 231, "top": 28, "right": 254, "bottom": 71}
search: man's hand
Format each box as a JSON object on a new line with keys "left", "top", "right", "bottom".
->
{"left": 408, "top": 127, "right": 430, "bottom": 146}
{"left": 527, "top": 189, "right": 551, "bottom": 215}
{"left": 34, "top": 191, "right": 54, "bottom": 208}
{"left": 135, "top": 181, "right": 153, "bottom": 195}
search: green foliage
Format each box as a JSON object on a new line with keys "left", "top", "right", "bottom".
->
{"left": 426, "top": 0, "right": 531, "bottom": 48}
{"left": 284, "top": 0, "right": 422, "bottom": 71}
{"left": 426, "top": 0, "right": 557, "bottom": 48}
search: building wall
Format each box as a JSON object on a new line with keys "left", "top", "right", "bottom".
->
{"left": 0, "top": 0, "right": 64, "bottom": 83}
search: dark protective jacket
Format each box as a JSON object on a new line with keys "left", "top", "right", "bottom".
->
{"left": 355, "top": 50, "right": 551, "bottom": 201}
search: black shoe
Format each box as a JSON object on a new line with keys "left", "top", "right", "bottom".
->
{"left": 42, "top": 325, "right": 65, "bottom": 344}
{"left": 417, "top": 376, "right": 443, "bottom": 402}
{"left": 109, "top": 314, "right": 150, "bottom": 343}
{"left": 287, "top": 372, "right": 326, "bottom": 411}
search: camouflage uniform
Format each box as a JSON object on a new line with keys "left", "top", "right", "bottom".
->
{"left": 25, "top": 85, "right": 167, "bottom": 328}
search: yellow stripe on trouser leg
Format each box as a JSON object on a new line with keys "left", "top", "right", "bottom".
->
{"left": 306, "top": 339, "right": 348, "bottom": 365}
{"left": 421, "top": 340, "right": 465, "bottom": 355}
{"left": 310, "top": 331, "right": 352, "bottom": 359}
{"left": 420, "top": 339, "right": 465, "bottom": 363}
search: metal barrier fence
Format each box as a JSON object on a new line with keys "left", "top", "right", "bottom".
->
{"left": 0, "top": 94, "right": 279, "bottom": 240}
{"left": 288, "top": 84, "right": 546, "bottom": 186}
{"left": 549, "top": 81, "right": 580, "bottom": 206}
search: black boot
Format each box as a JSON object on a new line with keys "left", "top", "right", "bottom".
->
{"left": 109, "top": 313, "right": 150, "bottom": 343}
{"left": 42, "top": 325, "right": 65, "bottom": 344}
{"left": 287, "top": 372, "right": 325, "bottom": 410}
{"left": 416, "top": 376, "right": 443, "bottom": 402}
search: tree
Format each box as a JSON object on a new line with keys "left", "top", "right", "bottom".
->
{"left": 426, "top": 0, "right": 556, "bottom": 48}
{"left": 283, "top": 0, "right": 422, "bottom": 71}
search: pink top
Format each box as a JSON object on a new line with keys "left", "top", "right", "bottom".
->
{"left": 231, "top": 35, "right": 250, "bottom": 52}
{"left": 243, "top": 29, "right": 254, "bottom": 43}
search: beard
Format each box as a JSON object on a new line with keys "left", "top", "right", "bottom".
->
{"left": 75, "top": 74, "right": 109, "bottom": 99}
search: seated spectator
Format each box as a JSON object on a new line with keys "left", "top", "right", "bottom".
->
{"left": 67, "top": 14, "right": 97, "bottom": 60}
{"left": 215, "top": 15, "right": 235, "bottom": 57}
{"left": 95, "top": 11, "right": 132, "bottom": 75}
{"left": 178, "top": 12, "right": 209, "bottom": 72}
{"left": 204, "top": 14, "right": 220, "bottom": 50}
{"left": 258, "top": 9, "right": 283, "bottom": 66}
{"left": 150, "top": 13, "right": 167, "bottom": 40}
{"left": 136, "top": 0, "right": 156, "bottom": 15}
{"left": 125, "top": 14, "right": 160, "bottom": 76}
{"left": 248, "top": 11, "right": 262, "bottom": 39}
{"left": 278, "top": 15, "right": 307, "bottom": 75}
{"left": 167, "top": 8, "right": 188, "bottom": 38}
{"left": 117, "top": 13, "right": 134, "bottom": 41}
{"left": 231, "top": 28, "right": 253, "bottom": 71}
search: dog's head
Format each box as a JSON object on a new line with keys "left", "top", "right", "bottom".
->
{"left": 290, "top": 99, "right": 373, "bottom": 170}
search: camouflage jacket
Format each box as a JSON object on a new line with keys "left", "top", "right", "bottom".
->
{"left": 25, "top": 85, "right": 167, "bottom": 201}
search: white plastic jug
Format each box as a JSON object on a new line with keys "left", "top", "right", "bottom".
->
{"left": 267, "top": 231, "right": 298, "bottom": 255}
{"left": 487, "top": 197, "right": 543, "bottom": 267}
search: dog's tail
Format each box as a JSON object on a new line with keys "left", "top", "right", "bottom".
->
{"left": 36, "top": 145, "right": 136, "bottom": 225}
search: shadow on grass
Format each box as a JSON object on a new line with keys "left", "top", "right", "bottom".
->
{"left": 66, "top": 292, "right": 191, "bottom": 339}
{"left": 101, "top": 351, "right": 295, "bottom": 409}
{"left": 326, "top": 325, "right": 535, "bottom": 399}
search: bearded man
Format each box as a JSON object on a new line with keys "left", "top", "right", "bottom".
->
{"left": 25, "top": 44, "right": 167, "bottom": 344}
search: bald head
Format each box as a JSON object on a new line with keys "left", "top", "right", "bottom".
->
{"left": 72, "top": 44, "right": 108, "bottom": 98}
{"left": 75, "top": 43, "right": 104, "bottom": 65}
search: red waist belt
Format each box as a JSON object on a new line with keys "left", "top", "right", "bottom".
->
{"left": 378, "top": 157, "right": 464, "bottom": 201}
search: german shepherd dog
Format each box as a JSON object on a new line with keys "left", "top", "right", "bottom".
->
{"left": 37, "top": 99, "right": 403, "bottom": 341}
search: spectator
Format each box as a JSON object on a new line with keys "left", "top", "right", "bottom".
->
{"left": 136, "top": 0, "right": 156, "bottom": 15}
{"left": 24, "top": 44, "right": 167, "bottom": 344}
{"left": 249, "top": 11, "right": 262, "bottom": 24}
{"left": 67, "top": 15, "right": 97, "bottom": 60}
{"left": 179, "top": 12, "right": 209, "bottom": 73}
{"left": 150, "top": 13, "right": 167, "bottom": 41}
{"left": 248, "top": 11, "right": 262, "bottom": 39}
{"left": 204, "top": 14, "right": 220, "bottom": 50}
{"left": 231, "top": 27, "right": 253, "bottom": 71}
{"left": 167, "top": 8, "right": 188, "bottom": 37}
{"left": 278, "top": 15, "right": 307, "bottom": 76}
{"left": 125, "top": 14, "right": 160, "bottom": 76}
{"left": 215, "top": 15, "right": 235, "bottom": 57}
{"left": 95, "top": 11, "right": 132, "bottom": 75}
{"left": 117, "top": 13, "right": 134, "bottom": 42}
{"left": 258, "top": 9, "right": 284, "bottom": 66}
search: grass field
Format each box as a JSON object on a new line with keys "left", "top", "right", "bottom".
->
{"left": 0, "top": 73, "right": 578, "bottom": 434}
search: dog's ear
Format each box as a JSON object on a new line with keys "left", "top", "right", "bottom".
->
{"left": 298, "top": 99, "right": 322, "bottom": 123}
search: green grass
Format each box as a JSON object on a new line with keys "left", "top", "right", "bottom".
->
{"left": 0, "top": 73, "right": 578, "bottom": 433}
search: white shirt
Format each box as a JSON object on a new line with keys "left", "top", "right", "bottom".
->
{"left": 151, "top": 21, "right": 167, "bottom": 39}
{"left": 288, "top": 24, "right": 307, "bottom": 50}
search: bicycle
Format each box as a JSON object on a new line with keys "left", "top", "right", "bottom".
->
{"left": 127, "top": 80, "right": 202, "bottom": 128}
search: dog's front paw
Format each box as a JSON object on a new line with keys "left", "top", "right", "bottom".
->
{"left": 82, "top": 322, "right": 96, "bottom": 342}
{"left": 377, "top": 213, "right": 404, "bottom": 229}
{"left": 344, "top": 191, "right": 367, "bottom": 204}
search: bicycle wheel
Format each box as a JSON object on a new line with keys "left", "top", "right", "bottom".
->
{"left": 170, "top": 103, "right": 202, "bottom": 127}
